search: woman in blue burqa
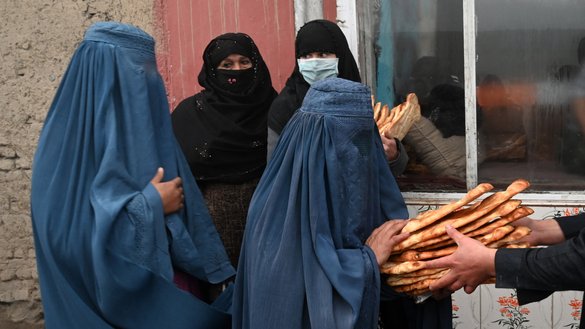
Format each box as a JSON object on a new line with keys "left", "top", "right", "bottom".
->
{"left": 30, "top": 22, "right": 235, "bottom": 328}
{"left": 232, "top": 77, "right": 415, "bottom": 329}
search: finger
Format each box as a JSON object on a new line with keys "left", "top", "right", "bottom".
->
{"left": 429, "top": 270, "right": 456, "bottom": 292}
{"left": 172, "top": 177, "right": 182, "bottom": 187}
{"left": 464, "top": 285, "right": 477, "bottom": 294}
{"left": 424, "top": 255, "right": 453, "bottom": 270}
{"left": 389, "top": 232, "right": 410, "bottom": 244}
{"left": 370, "top": 221, "right": 407, "bottom": 245}
{"left": 445, "top": 225, "right": 466, "bottom": 246}
{"left": 449, "top": 280, "right": 464, "bottom": 293}
{"left": 380, "top": 220, "right": 407, "bottom": 236}
{"left": 150, "top": 167, "right": 164, "bottom": 183}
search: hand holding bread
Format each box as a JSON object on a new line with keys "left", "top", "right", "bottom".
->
{"left": 381, "top": 179, "right": 534, "bottom": 296}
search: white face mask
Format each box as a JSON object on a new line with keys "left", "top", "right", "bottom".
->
{"left": 297, "top": 58, "right": 339, "bottom": 85}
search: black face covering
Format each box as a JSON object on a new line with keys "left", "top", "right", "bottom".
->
{"left": 215, "top": 68, "right": 255, "bottom": 94}
{"left": 172, "top": 33, "right": 277, "bottom": 183}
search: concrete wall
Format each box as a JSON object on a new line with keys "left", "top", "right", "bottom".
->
{"left": 0, "top": 1, "right": 155, "bottom": 327}
{"left": 159, "top": 0, "right": 297, "bottom": 110}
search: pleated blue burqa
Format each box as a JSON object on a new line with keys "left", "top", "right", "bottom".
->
{"left": 30, "top": 22, "right": 235, "bottom": 328}
{"left": 232, "top": 77, "right": 409, "bottom": 329}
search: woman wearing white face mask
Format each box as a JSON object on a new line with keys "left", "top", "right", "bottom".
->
{"left": 267, "top": 20, "right": 408, "bottom": 176}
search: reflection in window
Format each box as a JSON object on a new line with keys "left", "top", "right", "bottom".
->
{"left": 360, "top": 0, "right": 585, "bottom": 192}
{"left": 362, "top": 0, "right": 466, "bottom": 191}
{"left": 476, "top": 0, "right": 585, "bottom": 191}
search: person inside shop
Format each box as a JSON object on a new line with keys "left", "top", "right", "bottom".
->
{"left": 172, "top": 32, "right": 277, "bottom": 275}
{"left": 266, "top": 19, "right": 408, "bottom": 176}
{"left": 31, "top": 22, "right": 235, "bottom": 328}
{"left": 232, "top": 77, "right": 412, "bottom": 329}
{"left": 424, "top": 212, "right": 585, "bottom": 329}
{"left": 558, "top": 36, "right": 585, "bottom": 176}
{"left": 403, "top": 77, "right": 472, "bottom": 183}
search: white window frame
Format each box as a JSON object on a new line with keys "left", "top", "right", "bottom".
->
{"left": 299, "top": 0, "right": 585, "bottom": 207}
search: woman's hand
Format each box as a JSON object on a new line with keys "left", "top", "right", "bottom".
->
{"left": 380, "top": 135, "right": 399, "bottom": 161}
{"left": 150, "top": 167, "right": 184, "bottom": 215}
{"left": 366, "top": 220, "right": 409, "bottom": 266}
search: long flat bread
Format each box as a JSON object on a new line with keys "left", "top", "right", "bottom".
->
{"left": 389, "top": 250, "right": 420, "bottom": 262}
{"left": 478, "top": 225, "right": 515, "bottom": 245}
{"left": 393, "top": 278, "right": 436, "bottom": 293}
{"left": 459, "top": 200, "right": 522, "bottom": 235}
{"left": 409, "top": 200, "right": 521, "bottom": 251}
{"left": 383, "top": 104, "right": 394, "bottom": 124}
{"left": 401, "top": 183, "right": 494, "bottom": 234}
{"left": 447, "top": 180, "right": 529, "bottom": 229}
{"left": 373, "top": 102, "right": 382, "bottom": 122}
{"left": 391, "top": 244, "right": 457, "bottom": 262}
{"left": 487, "top": 226, "right": 532, "bottom": 248}
{"left": 377, "top": 104, "right": 389, "bottom": 126}
{"left": 396, "top": 267, "right": 447, "bottom": 278}
{"left": 468, "top": 206, "right": 533, "bottom": 238}
{"left": 381, "top": 261, "right": 426, "bottom": 275}
{"left": 416, "top": 245, "right": 457, "bottom": 260}
{"left": 502, "top": 242, "right": 531, "bottom": 249}
{"left": 394, "top": 217, "right": 461, "bottom": 251}
{"left": 384, "top": 93, "right": 420, "bottom": 140}
{"left": 404, "top": 179, "right": 529, "bottom": 249}
{"left": 387, "top": 270, "right": 448, "bottom": 287}
{"left": 395, "top": 192, "right": 518, "bottom": 251}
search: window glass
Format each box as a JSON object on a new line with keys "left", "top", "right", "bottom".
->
{"left": 476, "top": 0, "right": 585, "bottom": 190}
{"left": 362, "top": 0, "right": 466, "bottom": 191}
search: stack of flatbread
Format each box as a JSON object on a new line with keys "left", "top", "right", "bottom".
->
{"left": 381, "top": 179, "right": 533, "bottom": 296}
{"left": 372, "top": 93, "right": 421, "bottom": 140}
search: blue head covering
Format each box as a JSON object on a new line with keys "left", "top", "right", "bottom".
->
{"left": 31, "top": 22, "right": 235, "bottom": 328}
{"left": 232, "top": 77, "right": 408, "bottom": 329}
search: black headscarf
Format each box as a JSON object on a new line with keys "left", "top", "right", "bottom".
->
{"left": 267, "top": 20, "right": 361, "bottom": 134}
{"left": 172, "top": 33, "right": 277, "bottom": 183}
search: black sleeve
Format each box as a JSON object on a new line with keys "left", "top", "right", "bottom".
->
{"left": 495, "top": 220, "right": 585, "bottom": 304}
{"left": 554, "top": 213, "right": 585, "bottom": 239}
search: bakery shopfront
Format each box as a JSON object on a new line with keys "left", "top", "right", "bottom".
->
{"left": 159, "top": 0, "right": 585, "bottom": 327}
{"left": 339, "top": 0, "right": 585, "bottom": 327}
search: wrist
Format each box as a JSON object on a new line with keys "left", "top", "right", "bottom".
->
{"left": 486, "top": 248, "right": 497, "bottom": 277}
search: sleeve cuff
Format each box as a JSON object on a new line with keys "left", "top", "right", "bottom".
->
{"left": 389, "top": 138, "right": 409, "bottom": 176}
{"left": 554, "top": 213, "right": 585, "bottom": 239}
{"left": 495, "top": 248, "right": 527, "bottom": 289}
{"left": 143, "top": 182, "right": 164, "bottom": 217}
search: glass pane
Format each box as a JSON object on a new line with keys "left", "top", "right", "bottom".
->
{"left": 476, "top": 0, "right": 585, "bottom": 191}
{"left": 361, "top": 0, "right": 466, "bottom": 191}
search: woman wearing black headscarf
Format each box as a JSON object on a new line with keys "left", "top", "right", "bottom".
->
{"left": 172, "top": 33, "right": 277, "bottom": 268}
{"left": 267, "top": 19, "right": 408, "bottom": 176}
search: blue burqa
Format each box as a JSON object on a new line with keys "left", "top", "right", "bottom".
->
{"left": 232, "top": 77, "right": 409, "bottom": 329}
{"left": 30, "top": 22, "right": 235, "bottom": 328}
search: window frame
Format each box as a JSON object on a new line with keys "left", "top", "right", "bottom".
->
{"left": 341, "top": 0, "right": 585, "bottom": 206}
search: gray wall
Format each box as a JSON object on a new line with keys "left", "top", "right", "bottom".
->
{"left": 0, "top": 1, "right": 156, "bottom": 327}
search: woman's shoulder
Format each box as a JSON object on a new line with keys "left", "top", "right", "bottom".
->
{"left": 172, "top": 93, "right": 204, "bottom": 115}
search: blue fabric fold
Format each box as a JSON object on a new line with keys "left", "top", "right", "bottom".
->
{"left": 233, "top": 77, "right": 408, "bottom": 329}
{"left": 31, "top": 22, "right": 235, "bottom": 328}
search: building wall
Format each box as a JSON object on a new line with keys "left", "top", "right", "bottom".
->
{"left": 157, "top": 0, "right": 297, "bottom": 111}
{"left": 0, "top": 1, "right": 155, "bottom": 327}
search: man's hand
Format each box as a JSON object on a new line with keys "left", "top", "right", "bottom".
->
{"left": 366, "top": 220, "right": 409, "bottom": 266}
{"left": 511, "top": 217, "right": 564, "bottom": 246}
{"left": 150, "top": 167, "right": 184, "bottom": 215}
{"left": 380, "top": 135, "right": 399, "bottom": 161}
{"left": 425, "top": 225, "right": 496, "bottom": 297}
